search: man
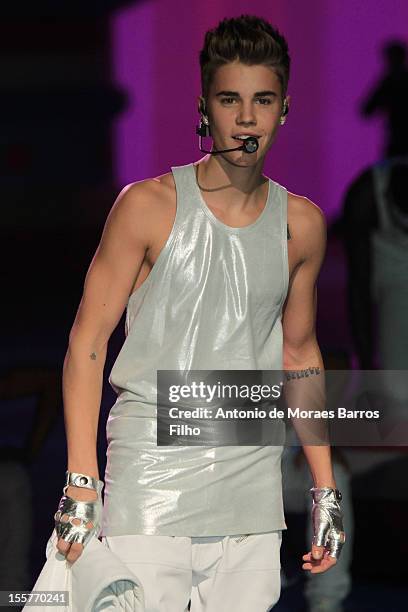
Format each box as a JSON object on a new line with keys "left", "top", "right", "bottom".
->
{"left": 55, "top": 14, "right": 345, "bottom": 611}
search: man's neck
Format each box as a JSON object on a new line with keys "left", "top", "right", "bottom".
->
{"left": 194, "top": 154, "right": 268, "bottom": 208}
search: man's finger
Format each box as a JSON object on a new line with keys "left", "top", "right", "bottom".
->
{"left": 311, "top": 543, "right": 325, "bottom": 560}
{"left": 328, "top": 531, "right": 346, "bottom": 560}
{"left": 66, "top": 542, "right": 84, "bottom": 564}
{"left": 56, "top": 537, "right": 71, "bottom": 554}
{"left": 302, "top": 550, "right": 337, "bottom": 573}
{"left": 304, "top": 558, "right": 337, "bottom": 573}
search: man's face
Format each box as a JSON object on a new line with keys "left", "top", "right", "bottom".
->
{"left": 205, "top": 60, "right": 286, "bottom": 164}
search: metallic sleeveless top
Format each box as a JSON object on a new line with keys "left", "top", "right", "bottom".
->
{"left": 101, "top": 162, "right": 289, "bottom": 537}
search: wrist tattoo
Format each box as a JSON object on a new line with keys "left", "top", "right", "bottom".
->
{"left": 284, "top": 366, "right": 321, "bottom": 380}
{"left": 90, "top": 352, "right": 97, "bottom": 360}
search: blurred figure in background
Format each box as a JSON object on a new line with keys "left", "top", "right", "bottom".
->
{"left": 342, "top": 156, "right": 408, "bottom": 370}
{"left": 334, "top": 47, "right": 408, "bottom": 609}
{"left": 344, "top": 38, "right": 408, "bottom": 369}
{"left": 361, "top": 40, "right": 408, "bottom": 158}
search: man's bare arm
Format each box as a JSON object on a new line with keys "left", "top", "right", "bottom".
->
{"left": 63, "top": 181, "right": 154, "bottom": 484}
{"left": 282, "top": 196, "right": 346, "bottom": 573}
{"left": 282, "top": 196, "right": 335, "bottom": 488}
{"left": 56, "top": 181, "right": 159, "bottom": 563}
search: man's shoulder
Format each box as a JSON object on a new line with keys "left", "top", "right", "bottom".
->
{"left": 287, "top": 191, "right": 326, "bottom": 232}
{"left": 114, "top": 171, "right": 176, "bottom": 219}
{"left": 285, "top": 191, "right": 326, "bottom": 265}
{"left": 119, "top": 170, "right": 175, "bottom": 202}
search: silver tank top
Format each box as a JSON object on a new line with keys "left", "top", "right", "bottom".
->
{"left": 101, "top": 162, "right": 289, "bottom": 537}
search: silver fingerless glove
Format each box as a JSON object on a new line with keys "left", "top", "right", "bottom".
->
{"left": 310, "top": 487, "right": 346, "bottom": 559}
{"left": 54, "top": 471, "right": 104, "bottom": 548}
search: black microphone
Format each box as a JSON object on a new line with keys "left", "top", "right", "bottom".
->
{"left": 196, "top": 124, "right": 259, "bottom": 155}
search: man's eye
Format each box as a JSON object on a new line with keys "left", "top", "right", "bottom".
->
{"left": 221, "top": 98, "right": 272, "bottom": 105}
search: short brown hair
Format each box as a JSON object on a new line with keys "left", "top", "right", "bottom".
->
{"left": 199, "top": 14, "right": 290, "bottom": 109}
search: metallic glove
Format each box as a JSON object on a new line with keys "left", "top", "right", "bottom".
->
{"left": 310, "top": 487, "right": 346, "bottom": 560}
{"left": 54, "top": 471, "right": 104, "bottom": 548}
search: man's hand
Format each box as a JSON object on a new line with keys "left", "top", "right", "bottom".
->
{"left": 56, "top": 485, "right": 99, "bottom": 565}
{"left": 302, "top": 486, "right": 346, "bottom": 574}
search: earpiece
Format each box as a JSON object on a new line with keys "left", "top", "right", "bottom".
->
{"left": 280, "top": 98, "right": 289, "bottom": 125}
{"left": 197, "top": 96, "right": 211, "bottom": 137}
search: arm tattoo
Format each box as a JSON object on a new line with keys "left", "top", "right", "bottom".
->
{"left": 90, "top": 352, "right": 97, "bottom": 360}
{"left": 284, "top": 366, "right": 321, "bottom": 380}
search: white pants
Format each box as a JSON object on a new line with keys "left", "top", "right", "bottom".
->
{"left": 101, "top": 530, "right": 282, "bottom": 612}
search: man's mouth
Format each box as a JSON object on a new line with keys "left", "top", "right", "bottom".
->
{"left": 232, "top": 134, "right": 261, "bottom": 141}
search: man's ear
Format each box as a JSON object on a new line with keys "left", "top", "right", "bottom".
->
{"left": 197, "top": 95, "right": 206, "bottom": 115}
{"left": 283, "top": 94, "right": 291, "bottom": 115}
